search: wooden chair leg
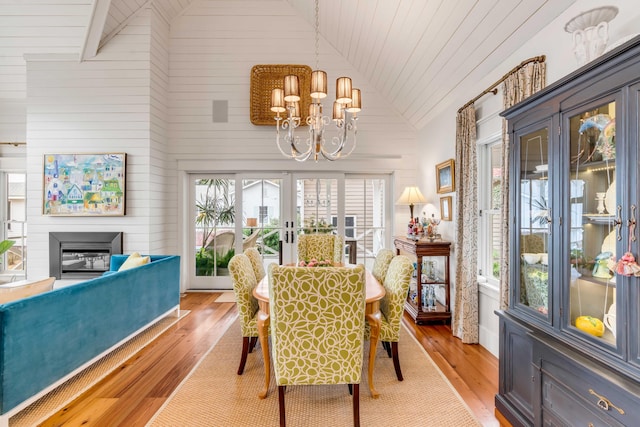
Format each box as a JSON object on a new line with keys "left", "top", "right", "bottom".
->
{"left": 249, "top": 336, "right": 258, "bottom": 353}
{"left": 278, "top": 385, "right": 286, "bottom": 427}
{"left": 382, "top": 341, "right": 392, "bottom": 358}
{"left": 237, "top": 336, "right": 250, "bottom": 375}
{"left": 352, "top": 383, "right": 360, "bottom": 427}
{"left": 391, "top": 341, "right": 403, "bottom": 381}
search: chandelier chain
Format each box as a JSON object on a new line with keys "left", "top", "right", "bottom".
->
{"left": 314, "top": 0, "right": 320, "bottom": 71}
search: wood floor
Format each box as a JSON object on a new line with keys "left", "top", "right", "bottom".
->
{"left": 39, "top": 291, "right": 500, "bottom": 426}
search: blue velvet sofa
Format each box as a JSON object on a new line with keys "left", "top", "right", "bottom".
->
{"left": 0, "top": 254, "right": 180, "bottom": 424}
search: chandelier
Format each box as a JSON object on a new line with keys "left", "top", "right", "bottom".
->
{"left": 270, "top": 0, "right": 361, "bottom": 161}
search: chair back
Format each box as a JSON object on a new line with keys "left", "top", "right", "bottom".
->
{"left": 269, "top": 264, "right": 366, "bottom": 386}
{"left": 372, "top": 248, "right": 395, "bottom": 283}
{"left": 297, "top": 234, "right": 345, "bottom": 263}
{"left": 229, "top": 254, "right": 259, "bottom": 337}
{"left": 243, "top": 230, "right": 260, "bottom": 251}
{"left": 244, "top": 247, "right": 266, "bottom": 281}
{"left": 380, "top": 255, "right": 414, "bottom": 341}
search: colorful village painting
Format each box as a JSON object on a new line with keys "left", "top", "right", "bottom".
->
{"left": 43, "top": 153, "right": 126, "bottom": 216}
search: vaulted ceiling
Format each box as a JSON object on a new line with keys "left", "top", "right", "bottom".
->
{"left": 2, "top": 0, "right": 577, "bottom": 130}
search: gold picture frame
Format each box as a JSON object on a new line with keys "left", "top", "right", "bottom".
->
{"left": 440, "top": 196, "right": 452, "bottom": 221}
{"left": 250, "top": 64, "right": 312, "bottom": 126}
{"left": 436, "top": 159, "right": 455, "bottom": 194}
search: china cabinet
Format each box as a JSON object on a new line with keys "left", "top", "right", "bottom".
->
{"left": 496, "top": 36, "right": 640, "bottom": 426}
{"left": 393, "top": 236, "right": 451, "bottom": 324}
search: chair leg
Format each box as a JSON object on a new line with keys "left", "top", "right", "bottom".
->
{"left": 348, "top": 384, "right": 353, "bottom": 395}
{"left": 278, "top": 385, "right": 286, "bottom": 427}
{"left": 391, "top": 341, "right": 403, "bottom": 381}
{"left": 382, "top": 341, "right": 392, "bottom": 358}
{"left": 352, "top": 383, "right": 360, "bottom": 427}
{"left": 237, "top": 336, "right": 250, "bottom": 375}
{"left": 249, "top": 336, "right": 258, "bottom": 353}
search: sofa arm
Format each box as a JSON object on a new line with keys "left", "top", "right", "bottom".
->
{"left": 109, "top": 254, "right": 130, "bottom": 271}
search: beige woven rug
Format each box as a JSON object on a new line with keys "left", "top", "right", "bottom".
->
{"left": 10, "top": 310, "right": 189, "bottom": 427}
{"left": 148, "top": 318, "right": 481, "bottom": 426}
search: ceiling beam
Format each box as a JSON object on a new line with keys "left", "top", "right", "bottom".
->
{"left": 80, "top": 0, "right": 113, "bottom": 61}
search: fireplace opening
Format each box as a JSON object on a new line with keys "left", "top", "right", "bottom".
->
{"left": 50, "top": 232, "right": 122, "bottom": 279}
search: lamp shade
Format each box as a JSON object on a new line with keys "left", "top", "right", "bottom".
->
{"left": 335, "top": 77, "right": 353, "bottom": 104}
{"left": 345, "top": 88, "right": 361, "bottom": 113}
{"left": 270, "top": 88, "right": 286, "bottom": 113}
{"left": 310, "top": 70, "right": 328, "bottom": 99}
{"left": 283, "top": 75, "right": 300, "bottom": 102}
{"left": 396, "top": 186, "right": 427, "bottom": 206}
{"left": 396, "top": 186, "right": 427, "bottom": 220}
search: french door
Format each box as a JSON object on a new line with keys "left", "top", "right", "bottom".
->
{"left": 188, "top": 172, "right": 390, "bottom": 290}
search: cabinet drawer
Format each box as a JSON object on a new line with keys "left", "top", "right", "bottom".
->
{"left": 542, "top": 374, "right": 623, "bottom": 427}
{"left": 540, "top": 356, "right": 640, "bottom": 426}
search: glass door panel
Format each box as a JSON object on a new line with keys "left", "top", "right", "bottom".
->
{"left": 193, "top": 178, "right": 236, "bottom": 288}
{"left": 567, "top": 101, "right": 617, "bottom": 347}
{"left": 518, "top": 127, "right": 550, "bottom": 317}
{"left": 344, "top": 177, "right": 386, "bottom": 270}
{"left": 241, "top": 178, "right": 283, "bottom": 273}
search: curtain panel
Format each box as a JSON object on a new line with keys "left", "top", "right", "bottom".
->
{"left": 453, "top": 104, "right": 479, "bottom": 344}
{"left": 499, "top": 60, "right": 547, "bottom": 310}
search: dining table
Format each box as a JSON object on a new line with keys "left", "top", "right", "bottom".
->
{"left": 253, "top": 264, "right": 386, "bottom": 399}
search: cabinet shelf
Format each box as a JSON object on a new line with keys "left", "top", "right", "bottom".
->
{"left": 394, "top": 236, "right": 451, "bottom": 324}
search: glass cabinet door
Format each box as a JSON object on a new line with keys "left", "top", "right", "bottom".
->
{"left": 566, "top": 100, "right": 618, "bottom": 348}
{"left": 517, "top": 126, "right": 550, "bottom": 317}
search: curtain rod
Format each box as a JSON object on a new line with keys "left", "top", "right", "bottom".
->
{"left": 457, "top": 55, "right": 546, "bottom": 113}
{"left": 0, "top": 142, "right": 25, "bottom": 146}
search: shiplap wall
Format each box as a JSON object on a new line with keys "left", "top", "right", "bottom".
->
{"left": 21, "top": 0, "right": 419, "bottom": 279}
{"left": 25, "top": 12, "right": 157, "bottom": 279}
{"left": 149, "top": 4, "right": 177, "bottom": 255}
{"left": 168, "top": 0, "right": 419, "bottom": 240}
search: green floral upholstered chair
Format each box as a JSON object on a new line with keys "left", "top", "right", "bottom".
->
{"left": 228, "top": 253, "right": 260, "bottom": 375}
{"left": 244, "top": 247, "right": 266, "bottom": 281}
{"left": 269, "top": 264, "right": 366, "bottom": 427}
{"left": 366, "top": 255, "right": 413, "bottom": 381}
{"left": 371, "top": 248, "right": 395, "bottom": 283}
{"left": 297, "top": 233, "right": 345, "bottom": 263}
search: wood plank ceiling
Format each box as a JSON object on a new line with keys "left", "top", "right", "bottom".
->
{"left": 1, "top": 0, "right": 576, "bottom": 130}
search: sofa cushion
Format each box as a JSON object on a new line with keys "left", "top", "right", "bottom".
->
{"left": 0, "top": 277, "right": 55, "bottom": 304}
{"left": 118, "top": 252, "right": 150, "bottom": 271}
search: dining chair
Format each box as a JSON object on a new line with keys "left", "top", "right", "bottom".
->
{"left": 366, "top": 254, "right": 413, "bottom": 381}
{"left": 228, "top": 253, "right": 260, "bottom": 375}
{"left": 371, "top": 248, "right": 395, "bottom": 283}
{"left": 269, "top": 264, "right": 366, "bottom": 427}
{"left": 297, "top": 233, "right": 345, "bottom": 263}
{"left": 244, "top": 247, "right": 266, "bottom": 281}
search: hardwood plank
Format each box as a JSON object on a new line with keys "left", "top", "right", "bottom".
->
{"left": 39, "top": 292, "right": 500, "bottom": 426}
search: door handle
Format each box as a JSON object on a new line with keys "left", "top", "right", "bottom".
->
{"left": 291, "top": 231, "right": 295, "bottom": 244}
{"left": 285, "top": 231, "right": 289, "bottom": 243}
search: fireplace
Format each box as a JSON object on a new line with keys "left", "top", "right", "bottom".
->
{"left": 49, "top": 232, "right": 123, "bottom": 279}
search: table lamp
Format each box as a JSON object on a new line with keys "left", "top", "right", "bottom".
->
{"left": 396, "top": 186, "right": 426, "bottom": 220}
{"left": 246, "top": 217, "right": 258, "bottom": 231}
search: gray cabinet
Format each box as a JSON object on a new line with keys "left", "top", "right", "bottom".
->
{"left": 497, "top": 35, "right": 640, "bottom": 426}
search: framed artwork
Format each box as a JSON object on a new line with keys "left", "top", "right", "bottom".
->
{"left": 436, "top": 159, "right": 455, "bottom": 194}
{"left": 440, "top": 196, "right": 453, "bottom": 221}
{"left": 43, "top": 153, "right": 126, "bottom": 216}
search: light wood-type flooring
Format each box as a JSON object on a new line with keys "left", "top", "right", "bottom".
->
{"left": 40, "top": 292, "right": 500, "bottom": 426}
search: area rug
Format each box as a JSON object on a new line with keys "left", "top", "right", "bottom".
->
{"left": 148, "top": 318, "right": 481, "bottom": 426}
{"left": 10, "top": 310, "right": 190, "bottom": 427}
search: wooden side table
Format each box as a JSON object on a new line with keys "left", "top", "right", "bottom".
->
{"left": 393, "top": 236, "right": 451, "bottom": 324}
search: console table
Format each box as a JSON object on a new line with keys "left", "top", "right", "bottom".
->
{"left": 393, "top": 236, "right": 451, "bottom": 324}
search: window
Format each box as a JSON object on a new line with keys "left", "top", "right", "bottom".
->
{"left": 332, "top": 215, "right": 356, "bottom": 238}
{"left": 259, "top": 206, "right": 268, "bottom": 223}
{"left": 478, "top": 138, "right": 502, "bottom": 286}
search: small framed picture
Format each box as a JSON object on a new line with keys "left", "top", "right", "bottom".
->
{"left": 436, "top": 159, "right": 455, "bottom": 194}
{"left": 440, "top": 196, "right": 453, "bottom": 221}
